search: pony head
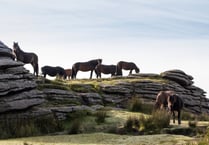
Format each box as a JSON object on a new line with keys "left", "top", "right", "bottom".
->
{"left": 135, "top": 67, "right": 140, "bottom": 73}
{"left": 13, "top": 42, "right": 20, "bottom": 53}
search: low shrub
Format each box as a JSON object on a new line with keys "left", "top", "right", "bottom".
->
{"left": 143, "top": 110, "right": 170, "bottom": 131}
{"left": 66, "top": 110, "right": 91, "bottom": 134}
{"left": 197, "top": 113, "right": 209, "bottom": 121}
{"left": 124, "top": 116, "right": 140, "bottom": 132}
{"left": 95, "top": 110, "right": 107, "bottom": 124}
{"left": 124, "top": 110, "right": 170, "bottom": 134}
{"left": 128, "top": 97, "right": 153, "bottom": 114}
{"left": 0, "top": 114, "right": 63, "bottom": 139}
{"left": 181, "top": 111, "right": 196, "bottom": 120}
{"left": 128, "top": 97, "right": 142, "bottom": 112}
{"left": 68, "top": 119, "right": 82, "bottom": 134}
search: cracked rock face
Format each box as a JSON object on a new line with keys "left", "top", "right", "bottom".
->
{"left": 0, "top": 41, "right": 45, "bottom": 115}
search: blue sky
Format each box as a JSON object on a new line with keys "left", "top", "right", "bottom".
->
{"left": 1, "top": 0, "right": 209, "bottom": 97}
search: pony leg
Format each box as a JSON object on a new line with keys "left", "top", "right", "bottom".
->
{"left": 173, "top": 111, "right": 175, "bottom": 124}
{"left": 90, "top": 70, "right": 93, "bottom": 79}
{"left": 72, "top": 69, "right": 77, "bottom": 79}
{"left": 35, "top": 63, "right": 39, "bottom": 77}
{"left": 160, "top": 104, "right": 164, "bottom": 110}
{"left": 74, "top": 71, "right": 77, "bottom": 79}
{"left": 32, "top": 62, "right": 39, "bottom": 77}
{"left": 129, "top": 70, "right": 133, "bottom": 75}
{"left": 178, "top": 110, "right": 181, "bottom": 125}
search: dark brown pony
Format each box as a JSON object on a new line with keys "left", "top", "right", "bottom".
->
{"left": 71, "top": 59, "right": 102, "bottom": 79}
{"left": 65, "top": 69, "right": 72, "bottom": 80}
{"left": 13, "top": 42, "right": 39, "bottom": 76}
{"left": 41, "top": 65, "right": 67, "bottom": 79}
{"left": 95, "top": 64, "right": 116, "bottom": 78}
{"left": 116, "top": 61, "right": 140, "bottom": 76}
{"left": 167, "top": 94, "right": 184, "bottom": 124}
{"left": 154, "top": 91, "right": 175, "bottom": 110}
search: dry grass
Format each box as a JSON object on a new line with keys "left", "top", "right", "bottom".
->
{"left": 0, "top": 133, "right": 194, "bottom": 145}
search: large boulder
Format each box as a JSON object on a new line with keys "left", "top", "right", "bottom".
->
{"left": 160, "top": 70, "right": 193, "bottom": 86}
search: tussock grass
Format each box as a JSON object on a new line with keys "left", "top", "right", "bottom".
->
{"left": 128, "top": 97, "right": 153, "bottom": 114}
{"left": 0, "top": 115, "right": 63, "bottom": 139}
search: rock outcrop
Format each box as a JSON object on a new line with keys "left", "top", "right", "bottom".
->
{"left": 0, "top": 41, "right": 45, "bottom": 117}
{"left": 0, "top": 40, "right": 208, "bottom": 121}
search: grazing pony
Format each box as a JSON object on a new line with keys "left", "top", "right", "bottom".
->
{"left": 116, "top": 61, "right": 140, "bottom": 76}
{"left": 95, "top": 64, "right": 116, "bottom": 78}
{"left": 71, "top": 59, "right": 102, "bottom": 79}
{"left": 154, "top": 90, "right": 175, "bottom": 110}
{"left": 65, "top": 69, "right": 72, "bottom": 80}
{"left": 13, "top": 42, "right": 39, "bottom": 76}
{"left": 167, "top": 94, "right": 184, "bottom": 124}
{"left": 41, "top": 66, "right": 67, "bottom": 79}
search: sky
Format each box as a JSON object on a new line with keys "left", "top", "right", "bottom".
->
{"left": 0, "top": 0, "right": 209, "bottom": 98}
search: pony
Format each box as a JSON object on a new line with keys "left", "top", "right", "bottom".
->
{"left": 154, "top": 90, "right": 175, "bottom": 110}
{"left": 95, "top": 64, "right": 116, "bottom": 78}
{"left": 71, "top": 59, "right": 102, "bottom": 79}
{"left": 167, "top": 94, "right": 184, "bottom": 124}
{"left": 41, "top": 66, "right": 67, "bottom": 79}
{"left": 13, "top": 42, "right": 39, "bottom": 76}
{"left": 116, "top": 61, "right": 140, "bottom": 76}
{"left": 65, "top": 69, "right": 72, "bottom": 80}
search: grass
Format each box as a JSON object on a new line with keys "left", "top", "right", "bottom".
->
{"left": 38, "top": 75, "right": 168, "bottom": 92}
{"left": 0, "top": 133, "right": 194, "bottom": 145}
{"left": 0, "top": 109, "right": 208, "bottom": 144}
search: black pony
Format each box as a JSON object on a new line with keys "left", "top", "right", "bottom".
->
{"left": 167, "top": 94, "right": 184, "bottom": 125}
{"left": 71, "top": 59, "right": 102, "bottom": 79}
{"left": 95, "top": 64, "right": 116, "bottom": 78}
{"left": 116, "top": 61, "right": 140, "bottom": 76}
{"left": 41, "top": 66, "right": 67, "bottom": 79}
{"left": 13, "top": 42, "right": 39, "bottom": 76}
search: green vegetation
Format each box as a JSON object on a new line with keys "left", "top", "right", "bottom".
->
{"left": 182, "top": 111, "right": 209, "bottom": 121}
{"left": 95, "top": 110, "right": 108, "bottom": 124}
{"left": 0, "top": 114, "right": 63, "bottom": 139}
{"left": 128, "top": 96, "right": 153, "bottom": 114}
{"left": 37, "top": 75, "right": 168, "bottom": 92}
{"left": 198, "top": 127, "right": 209, "bottom": 145}
{"left": 139, "top": 110, "right": 170, "bottom": 133}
